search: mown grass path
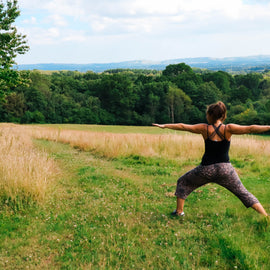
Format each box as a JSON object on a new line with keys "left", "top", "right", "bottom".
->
{"left": 1, "top": 139, "right": 269, "bottom": 269}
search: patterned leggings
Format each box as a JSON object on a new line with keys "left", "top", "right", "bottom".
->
{"left": 175, "top": 163, "right": 259, "bottom": 208}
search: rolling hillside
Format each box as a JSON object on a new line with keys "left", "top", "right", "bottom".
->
{"left": 16, "top": 55, "right": 270, "bottom": 73}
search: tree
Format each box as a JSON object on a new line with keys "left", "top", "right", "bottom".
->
{"left": 78, "top": 96, "right": 102, "bottom": 124}
{"left": 4, "top": 91, "right": 25, "bottom": 114}
{"left": 229, "top": 85, "right": 251, "bottom": 103}
{"left": 234, "top": 73, "right": 263, "bottom": 100}
{"left": 0, "top": 0, "right": 29, "bottom": 91}
{"left": 166, "top": 84, "right": 192, "bottom": 123}
{"left": 162, "top": 63, "right": 193, "bottom": 77}
{"left": 232, "top": 108, "right": 258, "bottom": 125}
{"left": 162, "top": 63, "right": 202, "bottom": 91}
{"left": 135, "top": 81, "right": 169, "bottom": 124}
{"left": 94, "top": 74, "right": 137, "bottom": 124}
{"left": 193, "top": 81, "right": 222, "bottom": 112}
{"left": 202, "top": 71, "right": 235, "bottom": 95}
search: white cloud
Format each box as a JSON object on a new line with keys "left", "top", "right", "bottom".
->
{"left": 129, "top": 0, "right": 181, "bottom": 15}
{"left": 22, "top": 27, "right": 60, "bottom": 45}
{"left": 18, "top": 0, "right": 270, "bottom": 19}
{"left": 62, "top": 30, "right": 88, "bottom": 42}
{"left": 46, "top": 14, "right": 68, "bottom": 27}
{"left": 22, "top": 16, "right": 37, "bottom": 24}
{"left": 91, "top": 16, "right": 115, "bottom": 32}
{"left": 44, "top": 0, "right": 86, "bottom": 18}
{"left": 16, "top": 0, "right": 270, "bottom": 63}
{"left": 18, "top": 0, "right": 270, "bottom": 34}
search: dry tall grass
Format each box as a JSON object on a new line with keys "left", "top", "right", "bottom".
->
{"left": 2, "top": 124, "right": 269, "bottom": 209}
{"left": 30, "top": 126, "right": 270, "bottom": 162}
{"left": 30, "top": 127, "right": 204, "bottom": 160}
{"left": 230, "top": 135, "right": 270, "bottom": 158}
{"left": 0, "top": 124, "right": 58, "bottom": 209}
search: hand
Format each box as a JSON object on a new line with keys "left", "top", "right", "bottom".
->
{"left": 152, "top": 123, "right": 165, "bottom": 129}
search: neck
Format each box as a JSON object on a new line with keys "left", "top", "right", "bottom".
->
{"left": 213, "top": 120, "right": 222, "bottom": 126}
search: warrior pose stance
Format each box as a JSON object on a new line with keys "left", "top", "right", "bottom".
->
{"left": 153, "top": 101, "right": 269, "bottom": 217}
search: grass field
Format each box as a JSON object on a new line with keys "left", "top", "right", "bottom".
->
{"left": 0, "top": 124, "right": 269, "bottom": 269}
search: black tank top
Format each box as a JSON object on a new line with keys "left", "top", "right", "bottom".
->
{"left": 201, "top": 124, "right": 230, "bottom": 166}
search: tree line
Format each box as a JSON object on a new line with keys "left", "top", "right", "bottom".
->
{"left": 1, "top": 63, "right": 270, "bottom": 126}
{"left": 1, "top": 2, "right": 270, "bottom": 127}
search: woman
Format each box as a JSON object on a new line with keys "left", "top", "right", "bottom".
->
{"left": 153, "top": 101, "right": 269, "bottom": 217}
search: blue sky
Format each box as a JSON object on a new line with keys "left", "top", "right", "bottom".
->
{"left": 15, "top": 0, "right": 270, "bottom": 64}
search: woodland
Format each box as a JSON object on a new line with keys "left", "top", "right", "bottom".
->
{"left": 2, "top": 63, "right": 270, "bottom": 126}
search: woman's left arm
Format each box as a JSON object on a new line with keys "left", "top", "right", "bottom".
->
{"left": 152, "top": 123, "right": 206, "bottom": 134}
{"left": 226, "top": 124, "right": 270, "bottom": 135}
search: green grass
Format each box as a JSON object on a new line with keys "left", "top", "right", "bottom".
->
{"left": 0, "top": 126, "right": 270, "bottom": 269}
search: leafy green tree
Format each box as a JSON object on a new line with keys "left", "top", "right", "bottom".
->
{"left": 202, "top": 71, "right": 235, "bottom": 95}
{"left": 162, "top": 63, "right": 193, "bottom": 77}
{"left": 23, "top": 86, "right": 47, "bottom": 114}
{"left": 0, "top": 0, "right": 29, "bottom": 91}
{"left": 78, "top": 96, "right": 102, "bottom": 124}
{"left": 28, "top": 71, "right": 51, "bottom": 96}
{"left": 232, "top": 108, "right": 258, "bottom": 125}
{"left": 166, "top": 84, "right": 192, "bottom": 123}
{"left": 193, "top": 81, "right": 222, "bottom": 112}
{"left": 4, "top": 91, "right": 25, "bottom": 112}
{"left": 21, "top": 110, "right": 45, "bottom": 124}
{"left": 5, "top": 64, "right": 270, "bottom": 126}
{"left": 94, "top": 74, "right": 137, "bottom": 124}
{"left": 229, "top": 104, "right": 246, "bottom": 115}
{"left": 265, "top": 100, "right": 270, "bottom": 112}
{"left": 259, "top": 78, "right": 270, "bottom": 98}
{"left": 135, "top": 81, "right": 169, "bottom": 124}
{"left": 162, "top": 63, "right": 202, "bottom": 91}
{"left": 187, "top": 105, "right": 205, "bottom": 124}
{"left": 229, "top": 85, "right": 251, "bottom": 103}
{"left": 2, "top": 91, "right": 25, "bottom": 121}
{"left": 31, "top": 110, "right": 45, "bottom": 123}
{"left": 20, "top": 110, "right": 32, "bottom": 123}
{"left": 53, "top": 94, "right": 79, "bottom": 123}
{"left": 234, "top": 73, "right": 263, "bottom": 99}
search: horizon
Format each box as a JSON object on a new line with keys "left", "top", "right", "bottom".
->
{"left": 16, "top": 54, "right": 270, "bottom": 66}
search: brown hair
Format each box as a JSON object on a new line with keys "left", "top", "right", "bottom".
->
{"left": 206, "top": 101, "right": 227, "bottom": 124}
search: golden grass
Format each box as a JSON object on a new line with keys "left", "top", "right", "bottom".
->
{"left": 231, "top": 135, "right": 270, "bottom": 158}
{"left": 0, "top": 124, "right": 58, "bottom": 207}
{"left": 29, "top": 125, "right": 270, "bottom": 162}
{"left": 30, "top": 126, "right": 204, "bottom": 160}
{"left": 2, "top": 123, "right": 269, "bottom": 209}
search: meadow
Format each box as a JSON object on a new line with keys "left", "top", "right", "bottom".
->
{"left": 0, "top": 123, "right": 269, "bottom": 269}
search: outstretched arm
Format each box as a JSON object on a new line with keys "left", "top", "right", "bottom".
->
{"left": 227, "top": 124, "right": 270, "bottom": 135}
{"left": 152, "top": 123, "right": 206, "bottom": 135}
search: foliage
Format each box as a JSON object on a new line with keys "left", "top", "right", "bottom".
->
{"left": 167, "top": 83, "right": 192, "bottom": 123}
{"left": 0, "top": 0, "right": 29, "bottom": 91}
{"left": 1, "top": 63, "right": 270, "bottom": 125}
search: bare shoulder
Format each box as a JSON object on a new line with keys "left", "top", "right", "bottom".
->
{"left": 226, "top": 123, "right": 240, "bottom": 131}
{"left": 182, "top": 123, "right": 207, "bottom": 134}
{"left": 226, "top": 123, "right": 251, "bottom": 134}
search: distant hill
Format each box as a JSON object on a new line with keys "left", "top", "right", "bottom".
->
{"left": 15, "top": 55, "right": 270, "bottom": 73}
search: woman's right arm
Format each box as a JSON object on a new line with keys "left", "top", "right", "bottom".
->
{"left": 227, "top": 124, "right": 270, "bottom": 135}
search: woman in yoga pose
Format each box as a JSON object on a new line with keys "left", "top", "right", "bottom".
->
{"left": 153, "top": 101, "right": 269, "bottom": 217}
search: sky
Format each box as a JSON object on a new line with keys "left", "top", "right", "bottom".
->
{"left": 13, "top": 0, "right": 270, "bottom": 64}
